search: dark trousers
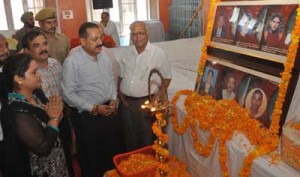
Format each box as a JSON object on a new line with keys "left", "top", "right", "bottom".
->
{"left": 59, "top": 112, "right": 74, "bottom": 177}
{"left": 0, "top": 140, "right": 4, "bottom": 177}
{"left": 121, "top": 97, "right": 155, "bottom": 152}
{"left": 70, "top": 107, "right": 125, "bottom": 177}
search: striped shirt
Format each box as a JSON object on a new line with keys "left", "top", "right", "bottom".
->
{"left": 37, "top": 57, "right": 62, "bottom": 98}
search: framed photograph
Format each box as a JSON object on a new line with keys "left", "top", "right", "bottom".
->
{"left": 196, "top": 58, "right": 280, "bottom": 128}
{"left": 198, "top": 67, "right": 219, "bottom": 96}
{"left": 235, "top": 5, "right": 267, "bottom": 50}
{"left": 210, "top": 1, "right": 299, "bottom": 60}
{"left": 211, "top": 6, "right": 235, "bottom": 44}
{"left": 261, "top": 5, "right": 297, "bottom": 56}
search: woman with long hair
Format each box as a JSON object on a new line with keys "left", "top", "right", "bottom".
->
{"left": 1, "top": 53, "right": 69, "bottom": 177}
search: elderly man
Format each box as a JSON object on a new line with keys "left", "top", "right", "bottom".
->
{"left": 62, "top": 22, "right": 124, "bottom": 177}
{"left": 22, "top": 30, "right": 74, "bottom": 176}
{"left": 14, "top": 11, "right": 40, "bottom": 51}
{"left": 118, "top": 21, "right": 172, "bottom": 151}
{"left": 35, "top": 8, "right": 70, "bottom": 64}
{"left": 101, "top": 12, "right": 120, "bottom": 47}
{"left": 0, "top": 34, "right": 10, "bottom": 176}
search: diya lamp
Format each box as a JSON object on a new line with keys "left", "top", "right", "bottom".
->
{"left": 141, "top": 68, "right": 169, "bottom": 176}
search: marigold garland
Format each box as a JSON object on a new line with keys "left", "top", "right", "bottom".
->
{"left": 170, "top": 2, "right": 300, "bottom": 177}
{"left": 197, "top": 0, "right": 220, "bottom": 77}
{"left": 152, "top": 112, "right": 170, "bottom": 175}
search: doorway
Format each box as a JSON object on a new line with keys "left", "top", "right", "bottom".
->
{"left": 88, "top": 0, "right": 157, "bottom": 46}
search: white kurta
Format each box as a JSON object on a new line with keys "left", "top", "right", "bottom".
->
{"left": 104, "top": 21, "right": 120, "bottom": 47}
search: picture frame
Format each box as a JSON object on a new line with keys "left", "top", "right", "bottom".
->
{"left": 210, "top": 1, "right": 298, "bottom": 62}
{"left": 196, "top": 57, "right": 280, "bottom": 128}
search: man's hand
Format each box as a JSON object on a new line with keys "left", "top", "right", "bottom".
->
{"left": 118, "top": 92, "right": 129, "bottom": 108}
{"left": 97, "top": 100, "right": 117, "bottom": 117}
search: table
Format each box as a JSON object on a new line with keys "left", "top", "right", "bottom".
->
{"left": 166, "top": 96, "right": 300, "bottom": 177}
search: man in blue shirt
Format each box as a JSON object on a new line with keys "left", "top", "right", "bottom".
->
{"left": 61, "top": 22, "right": 124, "bottom": 177}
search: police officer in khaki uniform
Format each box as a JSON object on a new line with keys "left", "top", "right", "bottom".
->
{"left": 13, "top": 12, "right": 40, "bottom": 51}
{"left": 35, "top": 8, "right": 70, "bottom": 64}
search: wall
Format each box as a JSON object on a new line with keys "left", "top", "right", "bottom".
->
{"left": 45, "top": 0, "right": 87, "bottom": 40}
{"left": 159, "top": 0, "right": 211, "bottom": 35}
{"left": 159, "top": 0, "right": 171, "bottom": 32}
{"left": 202, "top": 0, "right": 211, "bottom": 34}
{"left": 44, "top": 0, "right": 211, "bottom": 37}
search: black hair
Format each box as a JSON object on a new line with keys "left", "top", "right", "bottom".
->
{"left": 22, "top": 30, "right": 45, "bottom": 49}
{"left": 2, "top": 53, "right": 32, "bottom": 95}
{"left": 101, "top": 12, "right": 109, "bottom": 17}
{"left": 78, "top": 22, "right": 99, "bottom": 39}
{"left": 265, "top": 12, "right": 284, "bottom": 33}
{"left": 207, "top": 69, "right": 214, "bottom": 77}
{"left": 252, "top": 89, "right": 263, "bottom": 99}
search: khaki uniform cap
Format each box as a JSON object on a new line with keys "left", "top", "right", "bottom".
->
{"left": 35, "top": 8, "right": 56, "bottom": 21}
{"left": 21, "top": 12, "right": 33, "bottom": 23}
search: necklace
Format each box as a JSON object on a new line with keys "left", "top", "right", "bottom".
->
{"left": 8, "top": 92, "right": 44, "bottom": 109}
{"left": 8, "top": 92, "right": 26, "bottom": 100}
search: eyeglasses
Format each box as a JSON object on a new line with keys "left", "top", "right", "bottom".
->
{"left": 130, "top": 31, "right": 147, "bottom": 37}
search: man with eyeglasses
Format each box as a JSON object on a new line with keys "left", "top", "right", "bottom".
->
{"left": 118, "top": 21, "right": 172, "bottom": 151}
{"left": 0, "top": 33, "right": 10, "bottom": 176}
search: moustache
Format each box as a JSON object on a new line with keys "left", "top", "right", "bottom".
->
{"left": 39, "top": 50, "right": 48, "bottom": 55}
{"left": 96, "top": 44, "right": 103, "bottom": 49}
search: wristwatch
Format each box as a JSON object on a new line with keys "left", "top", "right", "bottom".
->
{"left": 90, "top": 105, "right": 98, "bottom": 116}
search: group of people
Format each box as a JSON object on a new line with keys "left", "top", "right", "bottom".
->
{"left": 0, "top": 7, "right": 172, "bottom": 177}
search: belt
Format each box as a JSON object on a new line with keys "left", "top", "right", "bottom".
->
{"left": 68, "top": 101, "right": 110, "bottom": 114}
{"left": 124, "top": 94, "right": 154, "bottom": 101}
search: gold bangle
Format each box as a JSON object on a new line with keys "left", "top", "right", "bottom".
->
{"left": 50, "top": 117, "right": 60, "bottom": 122}
{"left": 90, "top": 105, "right": 98, "bottom": 116}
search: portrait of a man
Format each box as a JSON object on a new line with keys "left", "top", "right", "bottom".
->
{"left": 245, "top": 88, "right": 267, "bottom": 118}
{"left": 213, "top": 13, "right": 227, "bottom": 38}
{"left": 263, "top": 12, "right": 284, "bottom": 48}
{"left": 199, "top": 68, "right": 218, "bottom": 96}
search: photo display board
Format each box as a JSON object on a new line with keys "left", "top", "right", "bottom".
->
{"left": 195, "top": 0, "right": 300, "bottom": 129}
{"left": 211, "top": 2, "right": 297, "bottom": 58}
{"left": 197, "top": 58, "right": 280, "bottom": 128}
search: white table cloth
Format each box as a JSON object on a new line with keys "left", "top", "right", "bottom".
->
{"left": 167, "top": 96, "right": 300, "bottom": 177}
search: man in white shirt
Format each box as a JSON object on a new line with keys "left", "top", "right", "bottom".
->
{"left": 101, "top": 12, "right": 120, "bottom": 47}
{"left": 118, "top": 21, "right": 172, "bottom": 151}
